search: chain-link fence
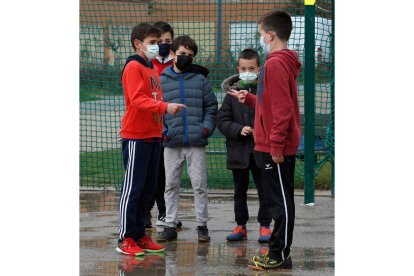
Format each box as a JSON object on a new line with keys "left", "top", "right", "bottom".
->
{"left": 80, "top": 0, "right": 334, "bottom": 190}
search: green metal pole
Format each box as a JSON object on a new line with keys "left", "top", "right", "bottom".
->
{"left": 330, "top": 0, "right": 335, "bottom": 198}
{"left": 304, "top": 0, "right": 316, "bottom": 204}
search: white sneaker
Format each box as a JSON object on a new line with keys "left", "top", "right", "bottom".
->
{"left": 156, "top": 216, "right": 168, "bottom": 227}
{"left": 156, "top": 216, "right": 183, "bottom": 228}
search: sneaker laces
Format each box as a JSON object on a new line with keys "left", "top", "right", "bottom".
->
{"left": 232, "top": 225, "right": 245, "bottom": 234}
{"left": 140, "top": 236, "right": 155, "bottom": 246}
{"left": 260, "top": 227, "right": 271, "bottom": 236}
{"left": 122, "top": 237, "right": 138, "bottom": 248}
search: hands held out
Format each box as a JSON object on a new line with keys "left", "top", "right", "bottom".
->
{"left": 226, "top": 89, "right": 248, "bottom": 104}
{"left": 166, "top": 103, "right": 187, "bottom": 115}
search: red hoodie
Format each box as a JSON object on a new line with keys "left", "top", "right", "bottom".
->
{"left": 152, "top": 56, "right": 174, "bottom": 76}
{"left": 121, "top": 56, "right": 168, "bottom": 139}
{"left": 245, "top": 49, "right": 302, "bottom": 156}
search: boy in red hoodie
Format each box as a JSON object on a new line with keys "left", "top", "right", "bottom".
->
{"left": 227, "top": 10, "right": 302, "bottom": 270}
{"left": 117, "top": 23, "right": 186, "bottom": 256}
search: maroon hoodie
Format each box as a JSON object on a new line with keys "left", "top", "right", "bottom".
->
{"left": 245, "top": 49, "right": 302, "bottom": 156}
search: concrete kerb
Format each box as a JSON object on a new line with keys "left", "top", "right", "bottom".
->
{"left": 80, "top": 187, "right": 332, "bottom": 199}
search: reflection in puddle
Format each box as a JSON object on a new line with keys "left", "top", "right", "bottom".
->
{"left": 80, "top": 191, "right": 334, "bottom": 275}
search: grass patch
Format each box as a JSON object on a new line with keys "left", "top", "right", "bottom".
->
{"left": 80, "top": 137, "right": 332, "bottom": 191}
{"left": 294, "top": 160, "right": 332, "bottom": 190}
{"left": 80, "top": 148, "right": 124, "bottom": 189}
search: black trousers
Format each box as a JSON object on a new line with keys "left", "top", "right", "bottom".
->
{"left": 147, "top": 146, "right": 166, "bottom": 222}
{"left": 231, "top": 153, "right": 272, "bottom": 227}
{"left": 254, "top": 151, "right": 296, "bottom": 261}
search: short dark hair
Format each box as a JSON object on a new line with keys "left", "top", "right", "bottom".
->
{"left": 130, "top": 23, "right": 162, "bottom": 50}
{"left": 258, "top": 10, "right": 292, "bottom": 41}
{"left": 153, "top": 21, "right": 174, "bottom": 39}
{"left": 238, "top": 48, "right": 260, "bottom": 67}
{"left": 171, "top": 35, "right": 198, "bottom": 56}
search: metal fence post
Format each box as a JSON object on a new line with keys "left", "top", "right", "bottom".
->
{"left": 304, "top": 0, "right": 316, "bottom": 204}
{"left": 217, "top": 0, "right": 223, "bottom": 66}
{"left": 330, "top": 0, "right": 335, "bottom": 197}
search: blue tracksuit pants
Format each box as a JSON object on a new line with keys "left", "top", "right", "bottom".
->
{"left": 118, "top": 139, "right": 161, "bottom": 241}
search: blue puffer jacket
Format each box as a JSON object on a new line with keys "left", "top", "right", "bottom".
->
{"left": 161, "top": 66, "right": 218, "bottom": 147}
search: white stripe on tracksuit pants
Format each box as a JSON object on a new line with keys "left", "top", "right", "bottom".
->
{"left": 118, "top": 139, "right": 161, "bottom": 241}
{"left": 254, "top": 151, "right": 296, "bottom": 261}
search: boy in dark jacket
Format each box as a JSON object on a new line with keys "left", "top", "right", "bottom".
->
{"left": 216, "top": 49, "right": 272, "bottom": 243}
{"left": 156, "top": 35, "right": 218, "bottom": 242}
{"left": 228, "top": 10, "right": 302, "bottom": 270}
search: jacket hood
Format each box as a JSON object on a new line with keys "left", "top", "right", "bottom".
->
{"left": 161, "top": 64, "right": 209, "bottom": 80}
{"left": 189, "top": 64, "right": 209, "bottom": 77}
{"left": 267, "top": 49, "right": 302, "bottom": 79}
{"left": 221, "top": 74, "right": 258, "bottom": 94}
{"left": 121, "top": 54, "right": 154, "bottom": 79}
{"left": 221, "top": 74, "right": 241, "bottom": 92}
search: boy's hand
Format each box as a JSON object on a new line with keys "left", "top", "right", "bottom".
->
{"left": 166, "top": 103, "right": 187, "bottom": 115}
{"left": 240, "top": 126, "right": 253, "bottom": 136}
{"left": 227, "top": 89, "right": 248, "bottom": 104}
{"left": 272, "top": 155, "right": 284, "bottom": 164}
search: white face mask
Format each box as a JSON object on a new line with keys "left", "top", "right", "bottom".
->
{"left": 143, "top": 44, "right": 159, "bottom": 60}
{"left": 239, "top": 72, "right": 258, "bottom": 83}
{"left": 259, "top": 36, "right": 270, "bottom": 55}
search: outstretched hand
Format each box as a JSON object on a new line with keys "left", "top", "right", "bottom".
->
{"left": 166, "top": 103, "right": 187, "bottom": 115}
{"left": 226, "top": 89, "right": 248, "bottom": 104}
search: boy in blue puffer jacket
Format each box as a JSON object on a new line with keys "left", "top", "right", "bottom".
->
{"left": 156, "top": 35, "right": 218, "bottom": 243}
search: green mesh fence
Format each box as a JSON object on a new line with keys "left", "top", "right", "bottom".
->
{"left": 80, "top": 0, "right": 334, "bottom": 190}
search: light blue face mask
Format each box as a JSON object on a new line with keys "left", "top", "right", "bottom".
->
{"left": 239, "top": 72, "right": 257, "bottom": 83}
{"left": 259, "top": 36, "right": 270, "bottom": 55}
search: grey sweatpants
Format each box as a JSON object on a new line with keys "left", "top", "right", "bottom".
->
{"left": 163, "top": 146, "right": 209, "bottom": 228}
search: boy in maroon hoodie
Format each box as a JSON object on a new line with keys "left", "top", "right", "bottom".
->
{"left": 227, "top": 10, "right": 302, "bottom": 270}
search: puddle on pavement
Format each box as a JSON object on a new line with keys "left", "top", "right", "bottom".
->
{"left": 80, "top": 191, "right": 334, "bottom": 275}
{"left": 81, "top": 229, "right": 334, "bottom": 275}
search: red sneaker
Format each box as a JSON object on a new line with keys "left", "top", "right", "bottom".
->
{"left": 118, "top": 255, "right": 144, "bottom": 272}
{"left": 116, "top": 237, "right": 145, "bottom": 256}
{"left": 136, "top": 236, "right": 165, "bottom": 253}
{"left": 258, "top": 226, "right": 272, "bottom": 243}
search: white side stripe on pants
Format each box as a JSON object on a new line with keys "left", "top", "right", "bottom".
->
{"left": 119, "top": 141, "right": 136, "bottom": 240}
{"left": 277, "top": 163, "right": 288, "bottom": 260}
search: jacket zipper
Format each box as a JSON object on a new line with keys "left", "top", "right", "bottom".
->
{"left": 180, "top": 75, "right": 188, "bottom": 145}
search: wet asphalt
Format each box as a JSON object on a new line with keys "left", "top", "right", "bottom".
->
{"left": 80, "top": 190, "right": 334, "bottom": 275}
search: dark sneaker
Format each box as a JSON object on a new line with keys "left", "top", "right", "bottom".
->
{"left": 248, "top": 254, "right": 292, "bottom": 270}
{"left": 156, "top": 227, "right": 177, "bottom": 242}
{"left": 226, "top": 225, "right": 247, "bottom": 241}
{"left": 176, "top": 220, "right": 183, "bottom": 228}
{"left": 196, "top": 226, "right": 210, "bottom": 242}
{"left": 258, "top": 226, "right": 271, "bottom": 243}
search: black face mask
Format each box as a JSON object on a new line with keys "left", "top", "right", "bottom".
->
{"left": 175, "top": 55, "right": 193, "bottom": 71}
{"left": 158, "top": 43, "right": 171, "bottom": 58}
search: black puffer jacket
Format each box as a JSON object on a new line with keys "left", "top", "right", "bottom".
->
{"left": 216, "top": 74, "right": 257, "bottom": 169}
